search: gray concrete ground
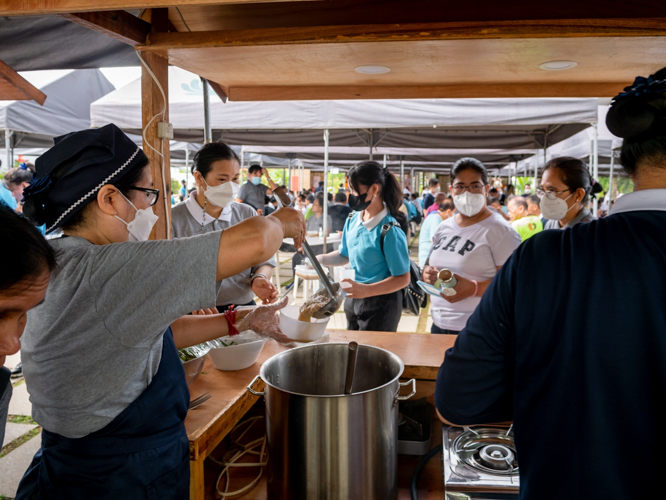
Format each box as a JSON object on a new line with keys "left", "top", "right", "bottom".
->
{"left": 0, "top": 427, "right": 41, "bottom": 498}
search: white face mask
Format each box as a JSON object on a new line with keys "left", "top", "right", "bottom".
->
{"left": 540, "top": 192, "right": 575, "bottom": 221}
{"left": 453, "top": 192, "right": 486, "bottom": 217}
{"left": 115, "top": 192, "right": 159, "bottom": 241}
{"left": 203, "top": 179, "right": 240, "bottom": 208}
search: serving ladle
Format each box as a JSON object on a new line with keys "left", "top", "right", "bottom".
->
{"left": 273, "top": 187, "right": 345, "bottom": 319}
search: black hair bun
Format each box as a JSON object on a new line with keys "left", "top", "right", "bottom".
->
{"left": 606, "top": 68, "right": 666, "bottom": 139}
{"left": 606, "top": 98, "right": 657, "bottom": 139}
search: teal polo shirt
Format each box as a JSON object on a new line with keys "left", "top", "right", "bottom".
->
{"left": 339, "top": 210, "right": 410, "bottom": 284}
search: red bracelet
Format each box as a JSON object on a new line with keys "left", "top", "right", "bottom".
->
{"left": 471, "top": 280, "right": 479, "bottom": 297}
{"left": 224, "top": 305, "right": 239, "bottom": 336}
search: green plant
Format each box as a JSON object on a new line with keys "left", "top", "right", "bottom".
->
{"left": 597, "top": 176, "right": 634, "bottom": 196}
{"left": 511, "top": 177, "right": 533, "bottom": 194}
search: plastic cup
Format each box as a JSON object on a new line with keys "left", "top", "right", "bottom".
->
{"left": 339, "top": 268, "right": 356, "bottom": 289}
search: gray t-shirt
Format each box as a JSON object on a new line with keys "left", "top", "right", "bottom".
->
{"left": 21, "top": 232, "right": 221, "bottom": 438}
{"left": 237, "top": 181, "right": 269, "bottom": 211}
{"left": 306, "top": 214, "right": 333, "bottom": 233}
{"left": 544, "top": 208, "right": 595, "bottom": 229}
{"left": 171, "top": 198, "right": 275, "bottom": 306}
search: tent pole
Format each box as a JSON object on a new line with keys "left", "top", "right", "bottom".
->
{"left": 400, "top": 158, "right": 404, "bottom": 192}
{"left": 4, "top": 129, "right": 12, "bottom": 171}
{"left": 298, "top": 160, "right": 302, "bottom": 191}
{"left": 369, "top": 130, "right": 374, "bottom": 160}
{"left": 383, "top": 154, "right": 387, "bottom": 169}
{"left": 323, "top": 129, "right": 330, "bottom": 254}
{"left": 592, "top": 122, "right": 599, "bottom": 215}
{"left": 410, "top": 167, "right": 414, "bottom": 193}
{"left": 202, "top": 78, "right": 212, "bottom": 144}
{"left": 185, "top": 148, "right": 189, "bottom": 191}
{"left": 240, "top": 149, "right": 245, "bottom": 184}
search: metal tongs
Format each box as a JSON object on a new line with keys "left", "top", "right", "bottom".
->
{"left": 273, "top": 186, "right": 345, "bottom": 319}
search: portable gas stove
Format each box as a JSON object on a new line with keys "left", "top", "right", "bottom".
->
{"left": 442, "top": 425, "right": 520, "bottom": 499}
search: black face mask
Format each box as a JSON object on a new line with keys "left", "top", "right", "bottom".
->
{"left": 348, "top": 191, "right": 372, "bottom": 212}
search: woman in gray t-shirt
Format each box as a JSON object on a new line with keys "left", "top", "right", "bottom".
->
{"left": 172, "top": 142, "right": 278, "bottom": 308}
{"left": 16, "top": 125, "right": 305, "bottom": 500}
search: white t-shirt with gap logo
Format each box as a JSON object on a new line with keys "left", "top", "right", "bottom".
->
{"left": 429, "top": 212, "right": 521, "bottom": 331}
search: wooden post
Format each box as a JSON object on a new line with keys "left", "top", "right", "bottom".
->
{"left": 142, "top": 9, "right": 170, "bottom": 240}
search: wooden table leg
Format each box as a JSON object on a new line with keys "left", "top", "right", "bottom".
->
{"left": 190, "top": 458, "right": 205, "bottom": 500}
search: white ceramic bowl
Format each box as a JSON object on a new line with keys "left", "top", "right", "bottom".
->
{"left": 208, "top": 336, "right": 267, "bottom": 371}
{"left": 280, "top": 304, "right": 330, "bottom": 342}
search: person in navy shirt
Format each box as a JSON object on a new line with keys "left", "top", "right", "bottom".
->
{"left": 435, "top": 68, "right": 666, "bottom": 500}
{"left": 319, "top": 161, "right": 410, "bottom": 332}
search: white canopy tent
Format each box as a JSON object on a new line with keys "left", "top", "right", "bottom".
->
{"left": 91, "top": 67, "right": 598, "bottom": 152}
{"left": 91, "top": 66, "right": 599, "bottom": 236}
{"left": 1, "top": 69, "right": 115, "bottom": 170}
{"left": 512, "top": 105, "right": 622, "bottom": 178}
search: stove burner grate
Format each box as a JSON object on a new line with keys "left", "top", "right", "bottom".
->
{"left": 451, "top": 427, "right": 519, "bottom": 477}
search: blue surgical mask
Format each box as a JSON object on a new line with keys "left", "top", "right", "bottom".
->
{"left": 251, "top": 177, "right": 262, "bottom": 186}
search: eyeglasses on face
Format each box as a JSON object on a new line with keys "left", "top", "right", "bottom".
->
{"left": 451, "top": 183, "right": 485, "bottom": 195}
{"left": 536, "top": 188, "right": 570, "bottom": 200}
{"left": 118, "top": 186, "right": 161, "bottom": 206}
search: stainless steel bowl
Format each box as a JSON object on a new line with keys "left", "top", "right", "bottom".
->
{"left": 182, "top": 354, "right": 207, "bottom": 386}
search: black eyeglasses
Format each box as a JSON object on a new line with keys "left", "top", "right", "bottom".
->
{"left": 118, "top": 186, "right": 160, "bottom": 206}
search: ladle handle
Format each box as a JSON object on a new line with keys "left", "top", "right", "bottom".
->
{"left": 302, "top": 240, "right": 336, "bottom": 296}
{"left": 344, "top": 341, "right": 359, "bottom": 395}
{"left": 274, "top": 186, "right": 336, "bottom": 297}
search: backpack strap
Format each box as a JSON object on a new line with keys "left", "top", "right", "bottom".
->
{"left": 379, "top": 221, "right": 401, "bottom": 256}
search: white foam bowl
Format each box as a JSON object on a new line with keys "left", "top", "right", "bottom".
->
{"left": 208, "top": 336, "right": 267, "bottom": 371}
{"left": 280, "top": 304, "right": 330, "bottom": 342}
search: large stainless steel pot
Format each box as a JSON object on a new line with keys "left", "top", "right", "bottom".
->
{"left": 247, "top": 343, "right": 416, "bottom": 500}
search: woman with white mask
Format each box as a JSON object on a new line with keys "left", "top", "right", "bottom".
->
{"left": 16, "top": 125, "right": 305, "bottom": 500}
{"left": 422, "top": 157, "right": 521, "bottom": 334}
{"left": 172, "top": 141, "right": 279, "bottom": 308}
{"left": 539, "top": 157, "right": 602, "bottom": 229}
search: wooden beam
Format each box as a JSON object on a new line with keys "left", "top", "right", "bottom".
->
{"left": 142, "top": 9, "right": 172, "bottom": 240}
{"left": 227, "top": 83, "right": 627, "bottom": 101}
{"left": 0, "top": 59, "right": 46, "bottom": 105}
{"left": 61, "top": 10, "right": 151, "bottom": 46}
{"left": 166, "top": 0, "right": 666, "bottom": 32}
{"left": 0, "top": 0, "right": 314, "bottom": 16}
{"left": 141, "top": 18, "right": 666, "bottom": 51}
{"left": 141, "top": 51, "right": 171, "bottom": 240}
{"left": 206, "top": 80, "right": 228, "bottom": 103}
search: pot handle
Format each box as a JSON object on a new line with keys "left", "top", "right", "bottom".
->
{"left": 394, "top": 378, "right": 416, "bottom": 406}
{"left": 247, "top": 375, "right": 265, "bottom": 397}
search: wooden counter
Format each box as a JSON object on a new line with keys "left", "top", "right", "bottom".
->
{"left": 185, "top": 331, "right": 456, "bottom": 500}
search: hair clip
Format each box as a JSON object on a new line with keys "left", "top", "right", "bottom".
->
{"left": 19, "top": 162, "right": 28, "bottom": 170}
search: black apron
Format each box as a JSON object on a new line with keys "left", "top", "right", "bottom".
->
{"left": 15, "top": 327, "right": 190, "bottom": 499}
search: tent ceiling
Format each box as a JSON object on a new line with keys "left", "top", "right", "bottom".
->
{"left": 0, "top": 69, "right": 115, "bottom": 148}
{"left": 0, "top": 15, "right": 139, "bottom": 71}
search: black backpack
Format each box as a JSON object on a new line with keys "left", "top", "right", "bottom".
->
{"left": 380, "top": 221, "right": 427, "bottom": 316}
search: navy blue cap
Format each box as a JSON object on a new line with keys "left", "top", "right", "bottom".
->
{"left": 23, "top": 124, "right": 148, "bottom": 233}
